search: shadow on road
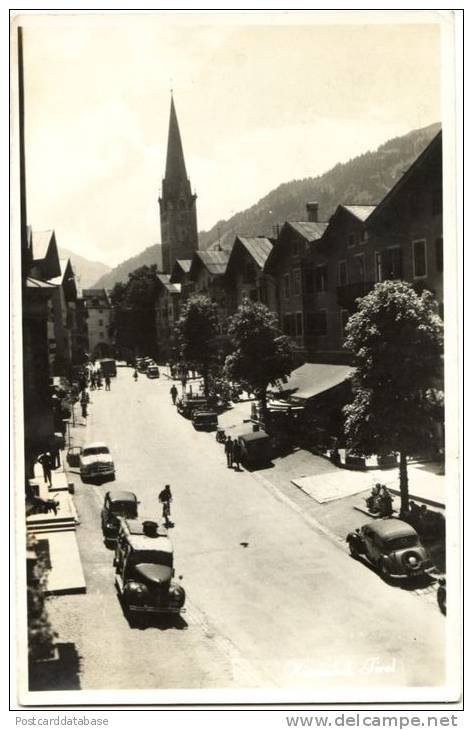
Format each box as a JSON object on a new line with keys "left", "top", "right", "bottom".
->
{"left": 125, "top": 612, "right": 188, "bottom": 631}
{"left": 29, "top": 642, "right": 82, "bottom": 691}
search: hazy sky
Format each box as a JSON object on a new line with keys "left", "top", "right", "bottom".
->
{"left": 21, "top": 14, "right": 442, "bottom": 267}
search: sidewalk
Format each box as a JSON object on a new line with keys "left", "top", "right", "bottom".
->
{"left": 27, "top": 459, "right": 86, "bottom": 595}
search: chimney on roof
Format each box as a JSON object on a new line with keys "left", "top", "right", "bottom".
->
{"left": 306, "top": 202, "right": 319, "bottom": 222}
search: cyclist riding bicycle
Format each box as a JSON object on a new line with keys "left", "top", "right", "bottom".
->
{"left": 158, "top": 484, "right": 173, "bottom": 526}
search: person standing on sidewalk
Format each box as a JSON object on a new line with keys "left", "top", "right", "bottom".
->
{"left": 224, "top": 436, "right": 233, "bottom": 468}
{"left": 232, "top": 439, "right": 242, "bottom": 471}
{"left": 37, "top": 452, "right": 53, "bottom": 486}
{"left": 105, "top": 374, "right": 111, "bottom": 391}
{"left": 170, "top": 384, "right": 178, "bottom": 405}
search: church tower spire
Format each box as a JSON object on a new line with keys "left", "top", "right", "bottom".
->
{"left": 159, "top": 94, "right": 198, "bottom": 274}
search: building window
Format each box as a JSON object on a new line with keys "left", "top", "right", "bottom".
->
{"left": 293, "top": 269, "right": 301, "bottom": 296}
{"left": 283, "top": 313, "right": 296, "bottom": 337}
{"left": 99, "top": 332, "right": 104, "bottom": 339}
{"left": 283, "top": 273, "right": 291, "bottom": 300}
{"left": 376, "top": 247, "right": 402, "bottom": 282}
{"left": 432, "top": 189, "right": 442, "bottom": 216}
{"left": 340, "top": 309, "right": 350, "bottom": 339}
{"left": 315, "top": 265, "right": 328, "bottom": 292}
{"left": 348, "top": 233, "right": 357, "bottom": 247}
{"left": 338, "top": 261, "right": 348, "bottom": 286}
{"left": 375, "top": 252, "right": 383, "bottom": 283}
{"left": 436, "top": 237, "right": 443, "bottom": 272}
{"left": 361, "top": 229, "right": 369, "bottom": 244}
{"left": 295, "top": 311, "right": 303, "bottom": 337}
{"left": 98, "top": 319, "right": 103, "bottom": 326}
{"left": 412, "top": 239, "right": 427, "bottom": 279}
{"left": 303, "top": 269, "right": 314, "bottom": 294}
{"left": 292, "top": 239, "right": 300, "bottom": 257}
{"left": 355, "top": 254, "right": 365, "bottom": 282}
{"left": 307, "top": 310, "right": 327, "bottom": 336}
{"left": 99, "top": 309, "right": 103, "bottom": 314}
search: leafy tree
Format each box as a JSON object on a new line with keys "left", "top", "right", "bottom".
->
{"left": 110, "top": 266, "right": 159, "bottom": 357}
{"left": 224, "top": 298, "right": 293, "bottom": 419}
{"left": 27, "top": 535, "right": 57, "bottom": 662}
{"left": 343, "top": 281, "right": 443, "bottom": 515}
{"left": 175, "top": 295, "right": 220, "bottom": 397}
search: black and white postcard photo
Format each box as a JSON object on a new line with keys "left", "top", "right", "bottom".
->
{"left": 10, "top": 9, "right": 462, "bottom": 714}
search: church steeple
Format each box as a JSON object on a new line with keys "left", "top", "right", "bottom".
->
{"left": 164, "top": 95, "right": 189, "bottom": 195}
{"left": 159, "top": 94, "right": 198, "bottom": 274}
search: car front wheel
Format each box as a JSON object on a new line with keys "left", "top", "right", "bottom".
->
{"left": 348, "top": 540, "right": 359, "bottom": 558}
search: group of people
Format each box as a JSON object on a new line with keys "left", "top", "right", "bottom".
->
{"left": 89, "top": 370, "right": 111, "bottom": 391}
{"left": 366, "top": 483, "right": 394, "bottom": 517}
{"left": 224, "top": 435, "right": 242, "bottom": 471}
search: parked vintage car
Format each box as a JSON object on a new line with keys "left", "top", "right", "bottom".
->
{"left": 146, "top": 365, "right": 160, "bottom": 379}
{"left": 346, "top": 518, "right": 433, "bottom": 579}
{"left": 101, "top": 490, "right": 139, "bottom": 544}
{"left": 177, "top": 394, "right": 209, "bottom": 419}
{"left": 192, "top": 409, "right": 218, "bottom": 430}
{"left": 238, "top": 430, "right": 272, "bottom": 467}
{"left": 114, "top": 518, "right": 186, "bottom": 621}
{"left": 79, "top": 442, "right": 115, "bottom": 482}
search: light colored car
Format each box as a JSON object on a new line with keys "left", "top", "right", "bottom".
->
{"left": 80, "top": 442, "right": 115, "bottom": 482}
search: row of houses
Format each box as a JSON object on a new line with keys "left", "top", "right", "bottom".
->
{"left": 154, "top": 130, "right": 443, "bottom": 364}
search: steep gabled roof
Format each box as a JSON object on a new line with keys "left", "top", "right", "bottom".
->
{"left": 285, "top": 221, "right": 329, "bottom": 242}
{"left": 190, "top": 250, "right": 230, "bottom": 279}
{"left": 170, "top": 258, "right": 192, "bottom": 284}
{"left": 31, "top": 229, "right": 55, "bottom": 261}
{"left": 367, "top": 130, "right": 442, "bottom": 222}
{"left": 157, "top": 273, "right": 181, "bottom": 294}
{"left": 236, "top": 237, "right": 273, "bottom": 269}
{"left": 83, "top": 288, "right": 110, "bottom": 306}
{"left": 342, "top": 204, "right": 377, "bottom": 222}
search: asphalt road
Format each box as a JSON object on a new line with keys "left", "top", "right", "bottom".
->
{"left": 47, "top": 368, "right": 445, "bottom": 695}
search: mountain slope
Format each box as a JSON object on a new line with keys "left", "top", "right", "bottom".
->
{"left": 93, "top": 244, "right": 162, "bottom": 291}
{"left": 58, "top": 247, "right": 111, "bottom": 290}
{"left": 92, "top": 122, "right": 440, "bottom": 289}
{"left": 199, "top": 122, "right": 441, "bottom": 251}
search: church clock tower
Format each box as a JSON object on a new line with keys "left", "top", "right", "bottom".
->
{"left": 159, "top": 95, "right": 199, "bottom": 273}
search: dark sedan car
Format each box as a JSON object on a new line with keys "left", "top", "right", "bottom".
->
{"left": 346, "top": 518, "right": 433, "bottom": 580}
{"left": 101, "top": 490, "right": 139, "bottom": 544}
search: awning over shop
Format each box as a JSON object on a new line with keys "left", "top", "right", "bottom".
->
{"left": 275, "top": 363, "right": 354, "bottom": 403}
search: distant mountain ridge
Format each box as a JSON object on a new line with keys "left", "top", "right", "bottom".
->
{"left": 93, "top": 122, "right": 441, "bottom": 290}
{"left": 58, "top": 247, "right": 111, "bottom": 290}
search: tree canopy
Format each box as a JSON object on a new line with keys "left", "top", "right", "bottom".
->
{"left": 109, "top": 265, "right": 159, "bottom": 357}
{"left": 224, "top": 299, "right": 293, "bottom": 415}
{"left": 343, "top": 280, "right": 443, "bottom": 513}
{"left": 175, "top": 295, "right": 220, "bottom": 396}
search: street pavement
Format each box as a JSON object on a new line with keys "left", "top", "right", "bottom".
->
{"left": 46, "top": 368, "right": 446, "bottom": 695}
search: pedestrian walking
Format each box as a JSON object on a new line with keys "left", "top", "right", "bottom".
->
{"left": 105, "top": 374, "right": 111, "bottom": 391}
{"left": 170, "top": 384, "right": 178, "bottom": 405}
{"left": 224, "top": 436, "right": 233, "bottom": 468}
{"left": 81, "top": 401, "right": 88, "bottom": 419}
{"left": 158, "top": 484, "right": 173, "bottom": 527}
{"left": 232, "top": 439, "right": 242, "bottom": 471}
{"left": 37, "top": 452, "right": 53, "bottom": 486}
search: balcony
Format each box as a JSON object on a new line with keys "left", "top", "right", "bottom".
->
{"left": 336, "top": 281, "right": 375, "bottom": 311}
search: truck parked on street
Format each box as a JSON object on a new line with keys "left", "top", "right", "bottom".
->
{"left": 99, "top": 358, "right": 117, "bottom": 378}
{"left": 114, "top": 518, "right": 186, "bottom": 623}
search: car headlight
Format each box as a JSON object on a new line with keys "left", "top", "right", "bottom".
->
{"left": 169, "top": 584, "right": 186, "bottom": 606}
